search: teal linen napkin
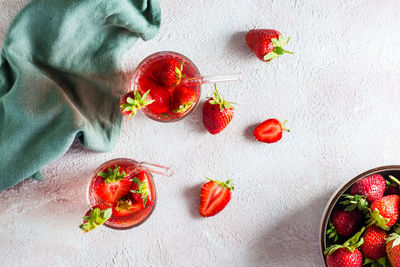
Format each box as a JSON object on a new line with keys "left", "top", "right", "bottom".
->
{"left": 0, "top": 0, "right": 161, "bottom": 190}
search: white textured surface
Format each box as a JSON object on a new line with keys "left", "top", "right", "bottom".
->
{"left": 1, "top": 0, "right": 400, "bottom": 266}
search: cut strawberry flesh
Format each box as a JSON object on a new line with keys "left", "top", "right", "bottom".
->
{"left": 94, "top": 176, "right": 132, "bottom": 205}
{"left": 200, "top": 182, "right": 232, "bottom": 217}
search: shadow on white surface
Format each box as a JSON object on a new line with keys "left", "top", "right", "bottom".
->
{"left": 246, "top": 194, "right": 332, "bottom": 266}
{"left": 226, "top": 31, "right": 253, "bottom": 59}
{"left": 183, "top": 182, "right": 204, "bottom": 219}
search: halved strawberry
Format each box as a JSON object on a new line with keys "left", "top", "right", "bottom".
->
{"left": 120, "top": 89, "right": 154, "bottom": 119}
{"left": 94, "top": 165, "right": 133, "bottom": 205}
{"left": 112, "top": 197, "right": 144, "bottom": 218}
{"left": 130, "top": 171, "right": 152, "bottom": 207}
{"left": 150, "top": 58, "right": 185, "bottom": 87}
{"left": 171, "top": 85, "right": 197, "bottom": 113}
{"left": 253, "top": 119, "right": 289, "bottom": 143}
{"left": 139, "top": 77, "right": 171, "bottom": 114}
{"left": 199, "top": 178, "right": 234, "bottom": 217}
{"left": 79, "top": 205, "right": 112, "bottom": 233}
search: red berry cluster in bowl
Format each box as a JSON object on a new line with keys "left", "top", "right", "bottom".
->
{"left": 324, "top": 174, "right": 400, "bottom": 267}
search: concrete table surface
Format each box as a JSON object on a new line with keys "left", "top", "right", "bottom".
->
{"left": 1, "top": 1, "right": 400, "bottom": 266}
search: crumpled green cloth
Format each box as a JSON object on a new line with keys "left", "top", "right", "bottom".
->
{"left": 0, "top": 0, "right": 161, "bottom": 190}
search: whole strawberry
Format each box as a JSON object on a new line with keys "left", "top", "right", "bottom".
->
{"left": 349, "top": 174, "right": 386, "bottom": 203}
{"left": 368, "top": 194, "right": 400, "bottom": 230}
{"left": 386, "top": 225, "right": 400, "bottom": 267}
{"left": 330, "top": 208, "right": 363, "bottom": 238}
{"left": 202, "top": 84, "right": 234, "bottom": 135}
{"left": 245, "top": 29, "right": 292, "bottom": 62}
{"left": 325, "top": 227, "right": 364, "bottom": 267}
{"left": 140, "top": 77, "right": 171, "bottom": 115}
{"left": 171, "top": 85, "right": 197, "bottom": 114}
{"left": 151, "top": 58, "right": 185, "bottom": 87}
{"left": 120, "top": 89, "right": 154, "bottom": 119}
{"left": 360, "top": 225, "right": 388, "bottom": 261}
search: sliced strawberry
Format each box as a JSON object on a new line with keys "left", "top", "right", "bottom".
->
{"left": 112, "top": 197, "right": 144, "bottom": 218}
{"left": 130, "top": 171, "right": 152, "bottom": 207}
{"left": 150, "top": 58, "right": 185, "bottom": 87}
{"left": 253, "top": 119, "right": 289, "bottom": 143}
{"left": 139, "top": 77, "right": 171, "bottom": 114}
{"left": 199, "top": 178, "right": 234, "bottom": 217}
{"left": 94, "top": 165, "right": 133, "bottom": 205}
{"left": 79, "top": 205, "right": 112, "bottom": 233}
{"left": 171, "top": 85, "right": 197, "bottom": 113}
{"left": 120, "top": 89, "right": 154, "bottom": 119}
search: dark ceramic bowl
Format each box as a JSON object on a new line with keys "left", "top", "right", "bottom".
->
{"left": 319, "top": 165, "right": 400, "bottom": 265}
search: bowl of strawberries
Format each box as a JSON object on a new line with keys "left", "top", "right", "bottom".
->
{"left": 320, "top": 166, "right": 400, "bottom": 267}
{"left": 124, "top": 51, "right": 201, "bottom": 122}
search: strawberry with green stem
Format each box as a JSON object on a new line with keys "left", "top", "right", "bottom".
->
{"left": 367, "top": 194, "right": 400, "bottom": 230}
{"left": 130, "top": 171, "right": 152, "bottom": 207}
{"left": 385, "top": 175, "right": 400, "bottom": 196}
{"left": 386, "top": 224, "right": 400, "bottom": 267}
{"left": 328, "top": 208, "right": 363, "bottom": 241}
{"left": 79, "top": 205, "right": 112, "bottom": 233}
{"left": 324, "top": 227, "right": 365, "bottom": 267}
{"left": 94, "top": 165, "right": 133, "bottom": 205}
{"left": 120, "top": 89, "right": 154, "bottom": 119}
{"left": 349, "top": 174, "right": 386, "bottom": 204}
{"left": 360, "top": 225, "right": 389, "bottom": 264}
{"left": 151, "top": 58, "right": 185, "bottom": 87}
{"left": 253, "top": 119, "right": 290, "bottom": 143}
{"left": 245, "top": 29, "right": 292, "bottom": 62}
{"left": 199, "top": 178, "right": 234, "bottom": 217}
{"left": 171, "top": 85, "right": 197, "bottom": 114}
{"left": 340, "top": 194, "right": 369, "bottom": 213}
{"left": 202, "top": 84, "right": 235, "bottom": 135}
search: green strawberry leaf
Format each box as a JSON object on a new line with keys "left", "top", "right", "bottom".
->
{"left": 79, "top": 207, "right": 112, "bottom": 233}
{"left": 97, "top": 165, "right": 126, "bottom": 184}
{"left": 130, "top": 177, "right": 149, "bottom": 207}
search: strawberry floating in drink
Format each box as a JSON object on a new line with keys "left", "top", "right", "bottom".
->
{"left": 253, "top": 119, "right": 289, "bottom": 143}
{"left": 150, "top": 58, "right": 185, "bottom": 87}
{"left": 130, "top": 171, "right": 153, "bottom": 207}
{"left": 93, "top": 164, "right": 132, "bottom": 205}
{"left": 246, "top": 29, "right": 292, "bottom": 62}
{"left": 171, "top": 85, "right": 197, "bottom": 114}
{"left": 138, "top": 77, "right": 171, "bottom": 115}
{"left": 112, "top": 198, "right": 144, "bottom": 218}
{"left": 199, "top": 178, "right": 234, "bottom": 217}
{"left": 79, "top": 205, "right": 112, "bottom": 233}
{"left": 202, "top": 84, "right": 234, "bottom": 135}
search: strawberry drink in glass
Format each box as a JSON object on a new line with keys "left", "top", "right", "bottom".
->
{"left": 86, "top": 158, "right": 171, "bottom": 230}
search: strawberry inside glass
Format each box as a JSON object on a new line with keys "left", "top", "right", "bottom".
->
{"left": 132, "top": 51, "right": 201, "bottom": 122}
{"left": 87, "top": 158, "right": 156, "bottom": 229}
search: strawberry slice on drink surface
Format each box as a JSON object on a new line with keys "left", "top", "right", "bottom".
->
{"left": 150, "top": 58, "right": 185, "bottom": 87}
{"left": 171, "top": 85, "right": 197, "bottom": 114}
{"left": 199, "top": 178, "right": 234, "bottom": 217}
{"left": 112, "top": 197, "right": 144, "bottom": 218}
{"left": 79, "top": 205, "right": 112, "bottom": 233}
{"left": 253, "top": 119, "right": 289, "bottom": 143}
{"left": 245, "top": 29, "right": 292, "bottom": 62}
{"left": 202, "top": 84, "right": 234, "bottom": 135}
{"left": 94, "top": 165, "right": 133, "bottom": 205}
{"left": 120, "top": 89, "right": 154, "bottom": 119}
{"left": 130, "top": 171, "right": 152, "bottom": 207}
